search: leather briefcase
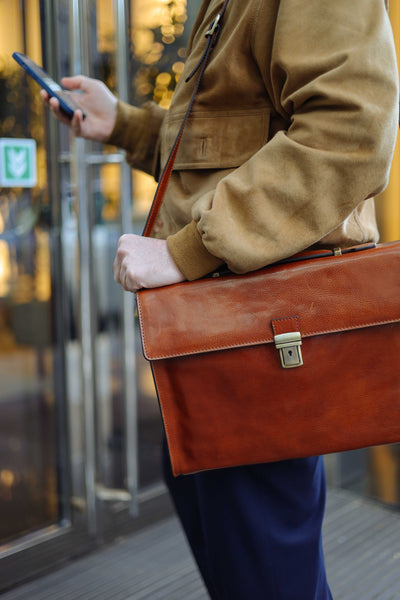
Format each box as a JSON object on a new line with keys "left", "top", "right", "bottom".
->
{"left": 136, "top": 1, "right": 400, "bottom": 476}
{"left": 137, "top": 241, "right": 400, "bottom": 476}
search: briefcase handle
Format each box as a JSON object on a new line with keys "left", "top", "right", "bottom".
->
{"left": 207, "top": 243, "right": 378, "bottom": 278}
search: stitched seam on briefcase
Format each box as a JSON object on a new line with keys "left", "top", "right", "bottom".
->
{"left": 271, "top": 316, "right": 301, "bottom": 337}
{"left": 139, "top": 317, "right": 400, "bottom": 360}
{"left": 306, "top": 317, "right": 400, "bottom": 340}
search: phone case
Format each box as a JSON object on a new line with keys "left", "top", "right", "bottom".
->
{"left": 12, "top": 51, "right": 84, "bottom": 119}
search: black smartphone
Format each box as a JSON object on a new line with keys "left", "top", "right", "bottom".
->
{"left": 12, "top": 51, "right": 85, "bottom": 119}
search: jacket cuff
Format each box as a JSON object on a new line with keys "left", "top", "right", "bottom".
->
{"left": 106, "top": 100, "right": 146, "bottom": 152}
{"left": 106, "top": 101, "right": 166, "bottom": 177}
{"left": 167, "top": 221, "right": 224, "bottom": 281}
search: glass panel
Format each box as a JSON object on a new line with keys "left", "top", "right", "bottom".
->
{"left": 48, "top": 0, "right": 86, "bottom": 508}
{"left": 0, "top": 0, "right": 60, "bottom": 543}
{"left": 86, "top": 0, "right": 160, "bottom": 489}
{"left": 128, "top": 0, "right": 196, "bottom": 488}
{"left": 375, "top": 3, "right": 400, "bottom": 243}
{"left": 85, "top": 1, "right": 126, "bottom": 492}
{"left": 368, "top": 446, "right": 400, "bottom": 506}
{"left": 90, "top": 161, "right": 125, "bottom": 490}
{"left": 59, "top": 158, "right": 85, "bottom": 499}
{"left": 63, "top": 0, "right": 204, "bottom": 494}
{"left": 336, "top": 447, "right": 400, "bottom": 507}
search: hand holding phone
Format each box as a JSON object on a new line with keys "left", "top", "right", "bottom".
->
{"left": 13, "top": 52, "right": 119, "bottom": 142}
{"left": 12, "top": 51, "right": 85, "bottom": 119}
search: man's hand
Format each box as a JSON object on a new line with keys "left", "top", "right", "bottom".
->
{"left": 113, "top": 234, "right": 185, "bottom": 292}
{"left": 40, "top": 75, "right": 118, "bottom": 142}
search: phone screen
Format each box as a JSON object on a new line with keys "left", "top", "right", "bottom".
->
{"left": 12, "top": 52, "right": 85, "bottom": 119}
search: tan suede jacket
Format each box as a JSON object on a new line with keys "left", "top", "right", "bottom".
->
{"left": 109, "top": 0, "right": 399, "bottom": 280}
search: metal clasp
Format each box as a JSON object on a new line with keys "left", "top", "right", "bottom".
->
{"left": 205, "top": 13, "right": 221, "bottom": 37}
{"left": 274, "top": 332, "right": 303, "bottom": 369}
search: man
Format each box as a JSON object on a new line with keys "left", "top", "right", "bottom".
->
{"left": 43, "top": 0, "right": 398, "bottom": 597}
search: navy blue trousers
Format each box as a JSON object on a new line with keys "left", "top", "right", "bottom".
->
{"left": 163, "top": 443, "right": 333, "bottom": 600}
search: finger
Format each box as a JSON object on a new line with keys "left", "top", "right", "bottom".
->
{"left": 118, "top": 262, "right": 132, "bottom": 291}
{"left": 122, "top": 269, "right": 141, "bottom": 293}
{"left": 40, "top": 89, "right": 50, "bottom": 104}
{"left": 60, "top": 75, "right": 88, "bottom": 91}
{"left": 48, "top": 96, "right": 72, "bottom": 126}
{"left": 70, "top": 110, "right": 84, "bottom": 135}
{"left": 48, "top": 96, "right": 60, "bottom": 110}
{"left": 113, "top": 256, "right": 121, "bottom": 283}
{"left": 122, "top": 269, "right": 130, "bottom": 291}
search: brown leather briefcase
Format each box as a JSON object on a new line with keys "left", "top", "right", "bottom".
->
{"left": 137, "top": 241, "right": 400, "bottom": 476}
{"left": 136, "top": 0, "right": 400, "bottom": 476}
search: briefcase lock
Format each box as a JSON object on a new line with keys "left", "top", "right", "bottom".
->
{"left": 274, "top": 332, "right": 303, "bottom": 369}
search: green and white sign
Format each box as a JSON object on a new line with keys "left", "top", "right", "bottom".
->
{"left": 0, "top": 138, "right": 37, "bottom": 188}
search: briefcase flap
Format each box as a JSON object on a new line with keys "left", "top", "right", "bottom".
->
{"left": 137, "top": 241, "right": 400, "bottom": 361}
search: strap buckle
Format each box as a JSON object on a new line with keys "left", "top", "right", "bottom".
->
{"left": 205, "top": 14, "right": 221, "bottom": 37}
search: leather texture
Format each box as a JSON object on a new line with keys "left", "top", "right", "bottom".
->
{"left": 137, "top": 241, "right": 400, "bottom": 476}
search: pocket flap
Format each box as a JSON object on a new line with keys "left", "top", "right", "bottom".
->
{"left": 161, "top": 108, "right": 271, "bottom": 170}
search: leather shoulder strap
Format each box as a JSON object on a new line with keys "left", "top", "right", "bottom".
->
{"left": 142, "top": 0, "right": 230, "bottom": 237}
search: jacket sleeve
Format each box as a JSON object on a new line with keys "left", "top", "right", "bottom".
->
{"left": 107, "top": 100, "right": 166, "bottom": 178}
{"left": 167, "top": 0, "right": 399, "bottom": 279}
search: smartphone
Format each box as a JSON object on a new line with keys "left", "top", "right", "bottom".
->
{"left": 12, "top": 51, "right": 85, "bottom": 119}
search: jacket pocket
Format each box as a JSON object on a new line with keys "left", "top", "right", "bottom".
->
{"left": 161, "top": 108, "right": 271, "bottom": 170}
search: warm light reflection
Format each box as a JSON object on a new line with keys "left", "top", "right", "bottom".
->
{"left": 0, "top": 470, "right": 15, "bottom": 488}
{"left": 35, "top": 230, "right": 51, "bottom": 302}
{"left": 132, "top": 0, "right": 186, "bottom": 32}
{"left": 100, "top": 163, "right": 120, "bottom": 221}
{"left": 172, "top": 61, "right": 185, "bottom": 78}
{"left": 96, "top": 0, "right": 116, "bottom": 53}
{"left": 0, "top": 2, "right": 23, "bottom": 55}
{"left": 131, "top": 0, "right": 187, "bottom": 102}
{"left": 24, "top": 0, "right": 42, "bottom": 62}
{"left": 132, "top": 170, "right": 157, "bottom": 219}
{"left": 0, "top": 240, "right": 11, "bottom": 297}
{"left": 128, "top": 0, "right": 188, "bottom": 216}
{"left": 93, "top": 1, "right": 189, "bottom": 221}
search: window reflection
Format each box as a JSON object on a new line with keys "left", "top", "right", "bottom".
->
{"left": 85, "top": 0, "right": 193, "bottom": 491}
{"left": 0, "top": 0, "right": 59, "bottom": 544}
{"left": 0, "top": 220, "right": 58, "bottom": 543}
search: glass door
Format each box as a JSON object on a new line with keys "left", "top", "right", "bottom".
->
{"left": 0, "top": 0, "right": 200, "bottom": 590}
{"left": 0, "top": 0, "right": 86, "bottom": 589}
{"left": 61, "top": 0, "right": 197, "bottom": 516}
{"left": 59, "top": 0, "right": 141, "bottom": 528}
{"left": 0, "top": 0, "right": 140, "bottom": 588}
{"left": 0, "top": 0, "right": 69, "bottom": 548}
